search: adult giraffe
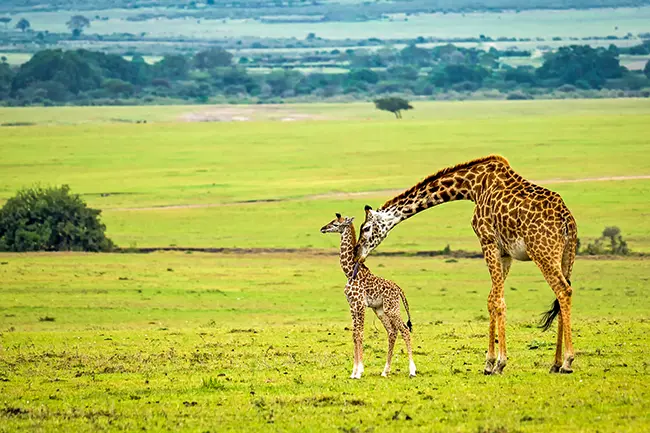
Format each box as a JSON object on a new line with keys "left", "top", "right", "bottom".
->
{"left": 353, "top": 155, "right": 577, "bottom": 374}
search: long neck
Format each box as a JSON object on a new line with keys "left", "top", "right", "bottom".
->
{"left": 379, "top": 156, "right": 513, "bottom": 226}
{"left": 340, "top": 224, "right": 357, "bottom": 278}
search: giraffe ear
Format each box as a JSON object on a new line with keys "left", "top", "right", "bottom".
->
{"left": 344, "top": 217, "right": 354, "bottom": 224}
{"left": 335, "top": 213, "right": 341, "bottom": 219}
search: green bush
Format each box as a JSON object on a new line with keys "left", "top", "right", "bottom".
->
{"left": 582, "top": 226, "right": 629, "bottom": 256}
{"left": 0, "top": 185, "right": 115, "bottom": 252}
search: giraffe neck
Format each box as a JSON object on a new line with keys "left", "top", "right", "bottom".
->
{"left": 379, "top": 155, "right": 513, "bottom": 227}
{"left": 340, "top": 224, "right": 358, "bottom": 278}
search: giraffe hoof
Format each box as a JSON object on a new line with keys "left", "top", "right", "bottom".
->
{"left": 549, "top": 365, "right": 561, "bottom": 374}
{"left": 483, "top": 360, "right": 495, "bottom": 375}
{"left": 381, "top": 372, "right": 388, "bottom": 378}
{"left": 559, "top": 366, "right": 573, "bottom": 374}
{"left": 493, "top": 360, "right": 506, "bottom": 375}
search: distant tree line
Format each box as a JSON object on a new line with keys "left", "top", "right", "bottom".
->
{"left": 3, "top": 0, "right": 648, "bottom": 19}
{"left": 0, "top": 43, "right": 648, "bottom": 106}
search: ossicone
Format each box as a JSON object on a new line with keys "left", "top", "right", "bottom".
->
{"left": 364, "top": 205, "right": 372, "bottom": 211}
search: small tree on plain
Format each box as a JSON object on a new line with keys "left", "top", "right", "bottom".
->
{"left": 15, "top": 18, "right": 30, "bottom": 32}
{"left": 193, "top": 47, "right": 233, "bottom": 70}
{"left": 0, "top": 17, "right": 11, "bottom": 30}
{"left": 0, "top": 185, "right": 115, "bottom": 252}
{"left": 644, "top": 60, "right": 650, "bottom": 79}
{"left": 67, "top": 15, "right": 90, "bottom": 36}
{"left": 584, "top": 226, "right": 629, "bottom": 256}
{"left": 373, "top": 97, "right": 413, "bottom": 119}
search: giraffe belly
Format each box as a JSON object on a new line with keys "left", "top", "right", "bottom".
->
{"left": 504, "top": 238, "right": 531, "bottom": 261}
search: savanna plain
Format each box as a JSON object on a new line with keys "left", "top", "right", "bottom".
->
{"left": 1, "top": 99, "right": 649, "bottom": 432}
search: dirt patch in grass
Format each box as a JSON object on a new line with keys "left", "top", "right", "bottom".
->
{"left": 178, "top": 105, "right": 326, "bottom": 122}
{"left": 109, "top": 175, "right": 650, "bottom": 212}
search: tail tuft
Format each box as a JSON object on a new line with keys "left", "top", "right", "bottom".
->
{"left": 539, "top": 299, "right": 561, "bottom": 332}
{"left": 406, "top": 320, "right": 412, "bottom": 332}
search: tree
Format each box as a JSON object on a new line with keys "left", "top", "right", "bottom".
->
{"left": 0, "top": 185, "right": 114, "bottom": 252}
{"left": 102, "top": 78, "right": 134, "bottom": 96}
{"left": 0, "top": 17, "right": 11, "bottom": 30}
{"left": 15, "top": 18, "right": 30, "bottom": 33}
{"left": 644, "top": 60, "right": 650, "bottom": 79}
{"left": 153, "top": 54, "right": 189, "bottom": 80}
{"left": 12, "top": 49, "right": 102, "bottom": 95}
{"left": 0, "top": 61, "right": 14, "bottom": 99}
{"left": 536, "top": 45, "right": 625, "bottom": 89}
{"left": 373, "top": 97, "right": 413, "bottom": 119}
{"left": 67, "top": 15, "right": 90, "bottom": 36}
{"left": 193, "top": 47, "right": 233, "bottom": 70}
{"left": 399, "top": 44, "right": 431, "bottom": 67}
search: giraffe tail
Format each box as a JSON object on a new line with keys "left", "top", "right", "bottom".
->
{"left": 539, "top": 298, "right": 561, "bottom": 332}
{"left": 399, "top": 288, "right": 413, "bottom": 332}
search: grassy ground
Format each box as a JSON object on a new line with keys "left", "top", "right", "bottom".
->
{"left": 12, "top": 7, "right": 650, "bottom": 40}
{"left": 1, "top": 99, "right": 649, "bottom": 252}
{"left": 0, "top": 252, "right": 649, "bottom": 432}
{"left": 1, "top": 99, "right": 649, "bottom": 431}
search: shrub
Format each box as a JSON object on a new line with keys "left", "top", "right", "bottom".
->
{"left": 506, "top": 91, "right": 532, "bottom": 100}
{"left": 373, "top": 96, "right": 413, "bottom": 118}
{"left": 0, "top": 185, "right": 115, "bottom": 252}
{"left": 582, "top": 226, "right": 629, "bottom": 256}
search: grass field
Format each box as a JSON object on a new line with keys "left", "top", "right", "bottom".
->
{"left": 11, "top": 6, "right": 650, "bottom": 40}
{"left": 1, "top": 253, "right": 649, "bottom": 432}
{"left": 1, "top": 99, "right": 649, "bottom": 252}
{"left": 1, "top": 98, "right": 650, "bottom": 431}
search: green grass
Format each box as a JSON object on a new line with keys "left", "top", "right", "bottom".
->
{"left": 1, "top": 98, "right": 650, "bottom": 431}
{"left": 14, "top": 6, "right": 650, "bottom": 40}
{"left": 0, "top": 252, "right": 649, "bottom": 432}
{"left": 1, "top": 99, "right": 649, "bottom": 251}
{"left": 0, "top": 52, "right": 33, "bottom": 65}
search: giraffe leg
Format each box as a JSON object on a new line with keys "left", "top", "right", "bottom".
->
{"left": 549, "top": 314, "right": 564, "bottom": 373}
{"left": 350, "top": 304, "right": 365, "bottom": 379}
{"left": 375, "top": 307, "right": 397, "bottom": 377}
{"left": 482, "top": 244, "right": 507, "bottom": 375}
{"left": 494, "top": 256, "right": 511, "bottom": 374}
{"left": 559, "top": 294, "right": 574, "bottom": 373}
{"left": 537, "top": 260, "right": 575, "bottom": 374}
{"left": 391, "top": 313, "right": 416, "bottom": 377}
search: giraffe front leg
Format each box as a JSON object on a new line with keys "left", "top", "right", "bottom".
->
{"left": 350, "top": 305, "right": 365, "bottom": 379}
{"left": 493, "top": 297, "right": 507, "bottom": 374}
{"left": 481, "top": 244, "right": 506, "bottom": 375}
{"left": 485, "top": 300, "right": 497, "bottom": 375}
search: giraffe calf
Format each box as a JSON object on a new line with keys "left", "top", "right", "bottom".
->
{"left": 320, "top": 213, "right": 416, "bottom": 379}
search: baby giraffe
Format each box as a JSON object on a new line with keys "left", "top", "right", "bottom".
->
{"left": 320, "top": 213, "right": 416, "bottom": 379}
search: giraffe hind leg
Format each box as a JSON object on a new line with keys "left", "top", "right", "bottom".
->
{"left": 375, "top": 307, "right": 397, "bottom": 377}
{"left": 549, "top": 238, "right": 576, "bottom": 373}
{"left": 537, "top": 260, "right": 575, "bottom": 374}
{"left": 392, "top": 315, "right": 416, "bottom": 377}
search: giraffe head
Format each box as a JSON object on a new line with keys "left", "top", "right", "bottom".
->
{"left": 355, "top": 205, "right": 397, "bottom": 262}
{"left": 320, "top": 213, "right": 354, "bottom": 234}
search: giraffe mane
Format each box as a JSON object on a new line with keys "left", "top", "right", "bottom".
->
{"left": 380, "top": 154, "right": 510, "bottom": 210}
